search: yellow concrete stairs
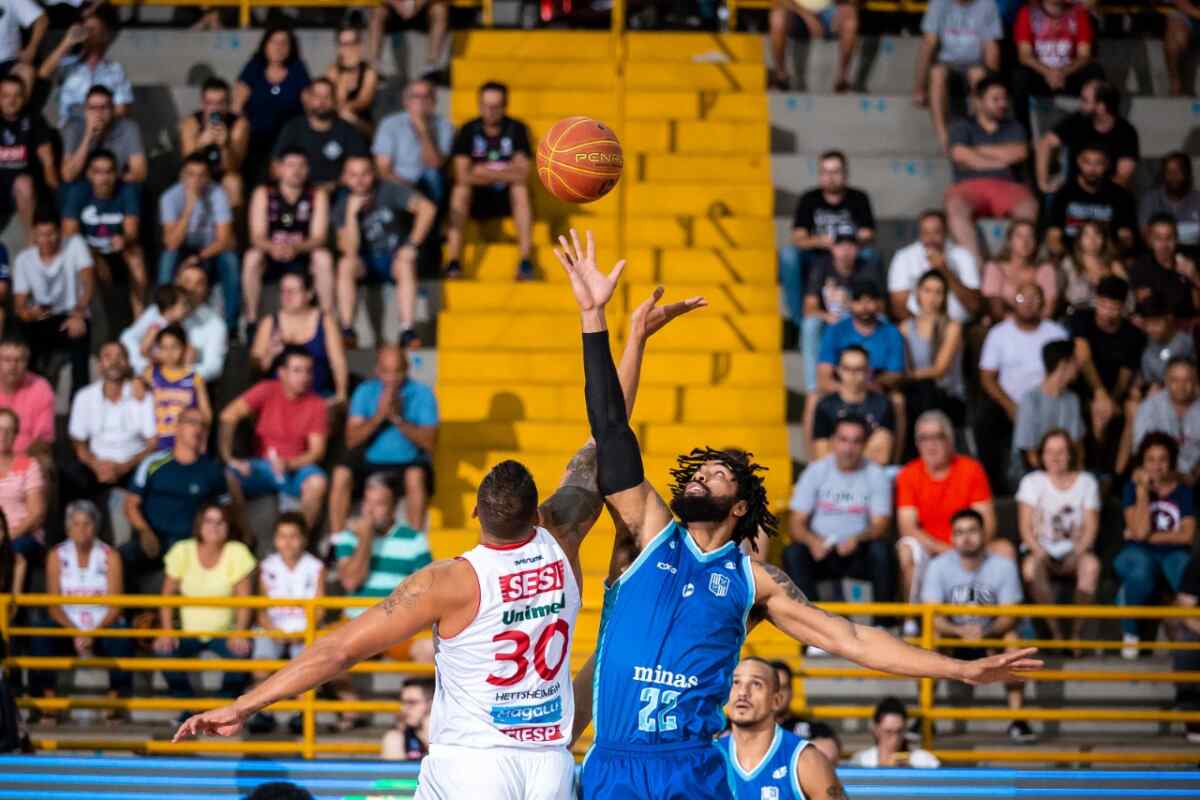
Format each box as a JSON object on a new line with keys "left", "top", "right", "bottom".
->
{"left": 434, "top": 32, "right": 792, "bottom": 716}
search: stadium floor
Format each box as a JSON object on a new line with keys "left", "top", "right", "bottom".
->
{"left": 1, "top": 755, "right": 1199, "bottom": 799}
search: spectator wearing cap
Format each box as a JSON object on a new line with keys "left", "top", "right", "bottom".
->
{"left": 781, "top": 150, "right": 878, "bottom": 329}
{"left": 0, "top": 337, "right": 54, "bottom": 459}
{"left": 1132, "top": 357, "right": 1200, "bottom": 482}
{"left": 1141, "top": 153, "right": 1200, "bottom": 254}
{"left": 1011, "top": 340, "right": 1084, "bottom": 485}
{"left": 978, "top": 282, "right": 1068, "bottom": 490}
{"left": 1036, "top": 80, "right": 1139, "bottom": 196}
{"left": 1070, "top": 276, "right": 1143, "bottom": 473}
{"left": 944, "top": 75, "right": 1038, "bottom": 272}
{"left": 1138, "top": 294, "right": 1193, "bottom": 389}
{"left": 1129, "top": 214, "right": 1199, "bottom": 326}
{"left": 810, "top": 345, "right": 896, "bottom": 466}
{"left": 887, "top": 209, "right": 980, "bottom": 324}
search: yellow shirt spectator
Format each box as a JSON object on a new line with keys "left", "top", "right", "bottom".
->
{"left": 164, "top": 538, "right": 257, "bottom": 637}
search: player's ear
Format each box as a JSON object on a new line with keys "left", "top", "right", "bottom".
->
{"left": 471, "top": 506, "right": 479, "bottom": 520}
{"left": 731, "top": 499, "right": 749, "bottom": 520}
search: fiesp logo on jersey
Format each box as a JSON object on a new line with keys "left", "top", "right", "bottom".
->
{"left": 500, "top": 724, "right": 563, "bottom": 743}
{"left": 499, "top": 560, "right": 566, "bottom": 603}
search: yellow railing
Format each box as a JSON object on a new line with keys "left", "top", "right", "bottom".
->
{"left": 3, "top": 595, "right": 1200, "bottom": 761}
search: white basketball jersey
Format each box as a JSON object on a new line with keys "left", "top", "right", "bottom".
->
{"left": 430, "top": 527, "right": 580, "bottom": 750}
{"left": 56, "top": 541, "right": 112, "bottom": 630}
{"left": 260, "top": 552, "right": 323, "bottom": 633}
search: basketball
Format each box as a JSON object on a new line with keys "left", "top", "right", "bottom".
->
{"left": 536, "top": 116, "right": 623, "bottom": 204}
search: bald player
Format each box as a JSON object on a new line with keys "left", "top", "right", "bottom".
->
{"left": 718, "top": 658, "right": 846, "bottom": 800}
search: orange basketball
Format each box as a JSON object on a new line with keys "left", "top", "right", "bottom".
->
{"left": 536, "top": 116, "right": 623, "bottom": 204}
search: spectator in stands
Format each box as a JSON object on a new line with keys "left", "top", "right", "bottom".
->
{"left": 1017, "top": 428, "right": 1100, "bottom": 645}
{"left": 768, "top": 0, "right": 859, "bottom": 92}
{"left": 817, "top": 278, "right": 905, "bottom": 393}
{"left": 30, "top": 499, "right": 132, "bottom": 722}
{"left": 155, "top": 502, "right": 255, "bottom": 716}
{"left": 1070, "top": 276, "right": 1141, "bottom": 471}
{"left": 330, "top": 345, "right": 436, "bottom": 534}
{"left": 899, "top": 270, "right": 967, "bottom": 444}
{"left": 374, "top": 79, "right": 452, "bottom": 203}
{"left": 40, "top": 5, "right": 132, "bottom": 123}
{"left": 783, "top": 150, "right": 877, "bottom": 327}
{"left": 921, "top": 508, "right": 1034, "bottom": 743}
{"left": 121, "top": 265, "right": 227, "bottom": 383}
{"left": 1036, "top": 80, "right": 1139, "bottom": 195}
{"left": 1173, "top": 554, "right": 1200, "bottom": 743}
{"left": 913, "top": 0, "right": 1001, "bottom": 152}
{"left": 250, "top": 272, "right": 347, "bottom": 404}
{"left": 143, "top": 323, "right": 211, "bottom": 448}
{"left": 1141, "top": 153, "right": 1200, "bottom": 254}
{"left": 1118, "top": 432, "right": 1196, "bottom": 659}
{"left": 219, "top": 345, "right": 328, "bottom": 528}
{"left": 1059, "top": 220, "right": 1128, "bottom": 312}
{"left": 333, "top": 155, "right": 435, "bottom": 348}
{"left": 980, "top": 222, "right": 1058, "bottom": 323}
{"left": 0, "top": 487, "right": 24, "bottom": 596}
{"left": 443, "top": 81, "right": 534, "bottom": 281}
{"left": 1045, "top": 145, "right": 1138, "bottom": 259}
{"left": 1165, "top": 0, "right": 1200, "bottom": 97}
{"left": 784, "top": 414, "right": 895, "bottom": 632}
{"left": 181, "top": 77, "right": 250, "bottom": 213}
{"left": 888, "top": 209, "right": 980, "bottom": 324}
{"left": 897, "top": 409, "right": 1003, "bottom": 636}
{"left": 851, "top": 697, "right": 941, "bottom": 767}
{"left": 245, "top": 512, "right": 324, "bottom": 735}
{"left": 235, "top": 24, "right": 311, "bottom": 186}
{"left": 979, "top": 283, "right": 1068, "bottom": 488}
{"left": 0, "top": 408, "right": 44, "bottom": 566}
{"left": 13, "top": 212, "right": 94, "bottom": 396}
{"left": 810, "top": 345, "right": 895, "bottom": 465}
{"left": 801, "top": 232, "right": 882, "bottom": 400}
{"left": 771, "top": 660, "right": 806, "bottom": 734}
{"left": 1129, "top": 214, "right": 1199, "bottom": 326}
{"left": 242, "top": 147, "right": 334, "bottom": 329}
{"left": 382, "top": 677, "right": 433, "bottom": 760}
{"left": 1011, "top": 0, "right": 1106, "bottom": 131}
{"left": 124, "top": 407, "right": 239, "bottom": 586}
{"left": 1012, "top": 340, "right": 1084, "bottom": 483}
{"left": 62, "top": 340, "right": 156, "bottom": 502}
{"left": 157, "top": 154, "right": 239, "bottom": 337}
{"left": 1133, "top": 357, "right": 1200, "bottom": 481}
{"left": 0, "top": 75, "right": 56, "bottom": 240}
{"left": 272, "top": 78, "right": 368, "bottom": 192}
{"left": 0, "top": 0, "right": 45, "bottom": 98}
{"left": 369, "top": 0, "right": 450, "bottom": 82}
{"left": 806, "top": 722, "right": 842, "bottom": 764}
{"left": 1139, "top": 295, "right": 1193, "bottom": 388}
{"left": 59, "top": 85, "right": 145, "bottom": 187}
{"left": 0, "top": 338, "right": 53, "bottom": 459}
{"left": 62, "top": 149, "right": 147, "bottom": 317}
{"left": 323, "top": 22, "right": 378, "bottom": 137}
{"left": 945, "top": 76, "right": 1038, "bottom": 271}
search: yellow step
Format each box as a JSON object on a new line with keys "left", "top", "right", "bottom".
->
{"left": 441, "top": 281, "right": 610, "bottom": 313}
{"left": 452, "top": 60, "right": 614, "bottom": 92}
{"left": 676, "top": 120, "right": 768, "bottom": 154}
{"left": 627, "top": 183, "right": 773, "bottom": 217}
{"left": 625, "top": 217, "right": 776, "bottom": 249}
{"left": 463, "top": 218, "right": 554, "bottom": 244}
{"left": 455, "top": 31, "right": 615, "bottom": 61}
{"left": 450, "top": 91, "right": 620, "bottom": 125}
{"left": 653, "top": 247, "right": 777, "bottom": 283}
{"left": 625, "top": 32, "right": 765, "bottom": 63}
{"left": 448, "top": 243, "right": 656, "bottom": 284}
{"left": 626, "top": 282, "right": 779, "bottom": 314}
{"left": 438, "top": 420, "right": 592, "bottom": 451}
{"left": 625, "top": 63, "right": 763, "bottom": 92}
{"left": 640, "top": 423, "right": 790, "bottom": 457}
{"left": 533, "top": 184, "right": 619, "bottom": 220}
{"left": 638, "top": 154, "right": 771, "bottom": 183}
{"left": 625, "top": 92, "right": 767, "bottom": 122}
{"left": 438, "top": 351, "right": 785, "bottom": 387}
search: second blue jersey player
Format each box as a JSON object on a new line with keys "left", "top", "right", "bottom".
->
{"left": 553, "top": 229, "right": 1043, "bottom": 800}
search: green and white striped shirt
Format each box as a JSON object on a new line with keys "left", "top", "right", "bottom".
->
{"left": 332, "top": 523, "right": 434, "bottom": 619}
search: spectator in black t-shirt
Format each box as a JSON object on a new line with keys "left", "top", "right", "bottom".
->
{"left": 180, "top": 77, "right": 250, "bottom": 212}
{"left": 811, "top": 344, "right": 896, "bottom": 466}
{"left": 0, "top": 75, "right": 55, "bottom": 240}
{"left": 272, "top": 78, "right": 368, "bottom": 192}
{"left": 782, "top": 150, "right": 876, "bottom": 327}
{"left": 382, "top": 677, "right": 434, "bottom": 760}
{"left": 1070, "top": 276, "right": 1143, "bottom": 472}
{"left": 333, "top": 155, "right": 436, "bottom": 349}
{"left": 1129, "top": 214, "right": 1199, "bottom": 325}
{"left": 1036, "top": 80, "right": 1139, "bottom": 195}
{"left": 444, "top": 81, "right": 534, "bottom": 282}
{"left": 1046, "top": 145, "right": 1137, "bottom": 259}
{"left": 1173, "top": 553, "right": 1200, "bottom": 744}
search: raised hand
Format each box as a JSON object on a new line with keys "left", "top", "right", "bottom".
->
{"left": 960, "top": 647, "right": 1042, "bottom": 685}
{"left": 173, "top": 704, "right": 248, "bottom": 741}
{"left": 552, "top": 229, "right": 625, "bottom": 312}
{"left": 630, "top": 286, "right": 707, "bottom": 341}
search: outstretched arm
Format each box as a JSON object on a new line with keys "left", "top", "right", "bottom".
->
{"left": 173, "top": 560, "right": 472, "bottom": 740}
{"left": 753, "top": 562, "right": 1041, "bottom": 684}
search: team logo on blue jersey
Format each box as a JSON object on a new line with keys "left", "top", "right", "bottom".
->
{"left": 761, "top": 788, "right": 779, "bottom": 800}
{"left": 490, "top": 696, "right": 562, "bottom": 726}
{"left": 772, "top": 766, "right": 788, "bottom": 779}
{"left": 709, "top": 573, "right": 730, "bottom": 598}
{"left": 682, "top": 582, "right": 695, "bottom": 598}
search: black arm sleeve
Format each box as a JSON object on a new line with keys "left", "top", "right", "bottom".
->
{"left": 582, "top": 330, "right": 645, "bottom": 496}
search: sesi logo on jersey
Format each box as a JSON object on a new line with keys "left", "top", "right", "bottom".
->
{"left": 500, "top": 560, "right": 566, "bottom": 603}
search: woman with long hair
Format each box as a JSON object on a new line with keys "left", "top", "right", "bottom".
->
{"left": 981, "top": 220, "right": 1059, "bottom": 323}
{"left": 901, "top": 270, "right": 965, "bottom": 458}
{"left": 324, "top": 20, "right": 379, "bottom": 137}
{"left": 250, "top": 271, "right": 347, "bottom": 405}
{"left": 234, "top": 25, "right": 311, "bottom": 186}
{"left": 1060, "top": 220, "right": 1128, "bottom": 313}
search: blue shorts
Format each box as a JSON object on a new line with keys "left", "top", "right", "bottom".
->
{"left": 790, "top": 5, "right": 837, "bottom": 37}
{"left": 580, "top": 741, "right": 734, "bottom": 800}
{"left": 362, "top": 251, "right": 395, "bottom": 283}
{"left": 238, "top": 458, "right": 325, "bottom": 499}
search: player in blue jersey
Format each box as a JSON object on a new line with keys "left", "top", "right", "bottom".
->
{"left": 719, "top": 657, "right": 842, "bottom": 800}
{"left": 552, "top": 229, "right": 1043, "bottom": 800}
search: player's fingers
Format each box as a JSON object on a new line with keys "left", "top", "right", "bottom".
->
{"left": 556, "top": 236, "right": 573, "bottom": 264}
{"left": 172, "top": 717, "right": 195, "bottom": 742}
{"left": 608, "top": 259, "right": 626, "bottom": 285}
{"left": 1000, "top": 647, "right": 1039, "bottom": 664}
{"left": 569, "top": 228, "right": 583, "bottom": 262}
{"left": 585, "top": 229, "right": 595, "bottom": 263}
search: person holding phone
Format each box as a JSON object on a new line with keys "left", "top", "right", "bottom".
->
{"left": 180, "top": 77, "right": 250, "bottom": 211}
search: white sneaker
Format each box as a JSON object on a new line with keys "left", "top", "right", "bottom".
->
{"left": 806, "top": 645, "right": 830, "bottom": 657}
{"left": 1121, "top": 633, "right": 1140, "bottom": 660}
{"left": 902, "top": 619, "right": 920, "bottom": 639}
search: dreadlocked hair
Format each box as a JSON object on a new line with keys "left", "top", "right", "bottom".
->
{"left": 668, "top": 447, "right": 778, "bottom": 550}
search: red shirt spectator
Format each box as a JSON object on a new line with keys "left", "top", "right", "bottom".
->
{"left": 0, "top": 339, "right": 54, "bottom": 457}
{"left": 242, "top": 377, "right": 327, "bottom": 460}
{"left": 897, "top": 453, "right": 991, "bottom": 544}
{"left": 1014, "top": 1, "right": 1093, "bottom": 71}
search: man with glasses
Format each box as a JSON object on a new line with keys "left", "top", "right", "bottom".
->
{"left": 373, "top": 78, "right": 453, "bottom": 203}
{"left": 810, "top": 344, "right": 895, "bottom": 466}
{"left": 59, "top": 85, "right": 146, "bottom": 186}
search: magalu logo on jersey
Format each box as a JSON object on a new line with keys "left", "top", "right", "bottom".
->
{"left": 501, "top": 593, "right": 566, "bottom": 625}
{"left": 490, "top": 696, "right": 562, "bottom": 726}
{"left": 499, "top": 559, "right": 566, "bottom": 603}
{"left": 772, "top": 766, "right": 788, "bottom": 780}
{"left": 761, "top": 788, "right": 780, "bottom": 800}
{"left": 709, "top": 573, "right": 731, "bottom": 598}
{"left": 500, "top": 724, "right": 563, "bottom": 743}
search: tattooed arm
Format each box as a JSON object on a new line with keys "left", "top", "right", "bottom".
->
{"left": 751, "top": 562, "right": 1042, "bottom": 684}
{"left": 796, "top": 744, "right": 848, "bottom": 800}
{"left": 173, "top": 560, "right": 474, "bottom": 741}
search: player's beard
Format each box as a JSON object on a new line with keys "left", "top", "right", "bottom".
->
{"left": 670, "top": 489, "right": 736, "bottom": 525}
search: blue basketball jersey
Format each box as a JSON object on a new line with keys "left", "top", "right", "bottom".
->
{"left": 717, "top": 726, "right": 812, "bottom": 800}
{"left": 591, "top": 520, "right": 756, "bottom": 747}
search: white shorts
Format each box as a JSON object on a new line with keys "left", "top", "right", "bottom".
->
{"left": 898, "top": 536, "right": 932, "bottom": 602}
{"left": 251, "top": 635, "right": 305, "bottom": 661}
{"left": 416, "top": 743, "right": 575, "bottom": 800}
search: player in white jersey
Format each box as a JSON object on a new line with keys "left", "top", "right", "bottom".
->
{"left": 173, "top": 287, "right": 705, "bottom": 799}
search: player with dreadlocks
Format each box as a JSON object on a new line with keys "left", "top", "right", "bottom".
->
{"left": 553, "top": 230, "right": 1042, "bottom": 800}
